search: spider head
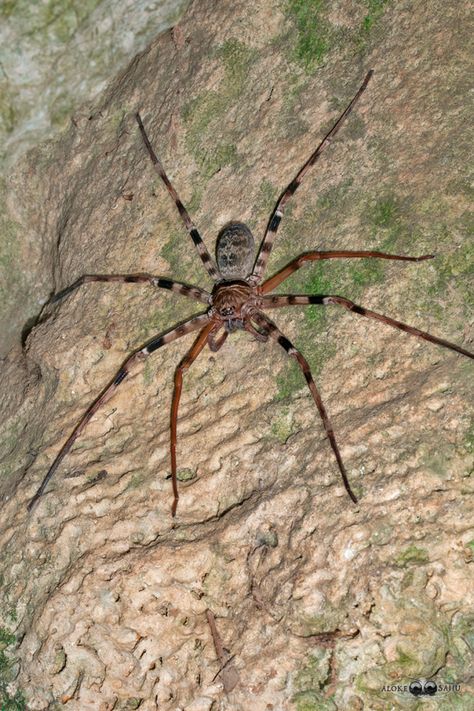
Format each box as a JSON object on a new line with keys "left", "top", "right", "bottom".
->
{"left": 216, "top": 222, "right": 255, "bottom": 280}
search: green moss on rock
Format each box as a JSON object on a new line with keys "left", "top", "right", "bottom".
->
{"left": 0, "top": 628, "right": 26, "bottom": 710}
{"left": 284, "top": 0, "right": 332, "bottom": 72}
{"left": 182, "top": 38, "right": 257, "bottom": 176}
{"left": 395, "top": 545, "right": 429, "bottom": 567}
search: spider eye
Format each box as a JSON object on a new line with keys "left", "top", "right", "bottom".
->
{"left": 220, "top": 306, "right": 234, "bottom": 317}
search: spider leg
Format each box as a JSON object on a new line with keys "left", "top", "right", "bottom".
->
{"left": 253, "top": 311, "right": 357, "bottom": 503}
{"left": 207, "top": 324, "right": 228, "bottom": 352}
{"left": 51, "top": 273, "right": 210, "bottom": 305}
{"left": 262, "top": 294, "right": 474, "bottom": 359}
{"left": 27, "top": 313, "right": 210, "bottom": 512}
{"left": 136, "top": 113, "right": 221, "bottom": 281}
{"left": 170, "top": 321, "right": 215, "bottom": 516}
{"left": 251, "top": 70, "right": 373, "bottom": 284}
{"left": 261, "top": 250, "right": 433, "bottom": 294}
{"left": 244, "top": 320, "right": 268, "bottom": 342}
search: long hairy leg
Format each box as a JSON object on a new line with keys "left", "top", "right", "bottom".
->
{"left": 262, "top": 294, "right": 474, "bottom": 359}
{"left": 252, "top": 311, "right": 358, "bottom": 503}
{"left": 28, "top": 313, "right": 210, "bottom": 512}
{"left": 170, "top": 322, "right": 215, "bottom": 516}
{"left": 261, "top": 250, "right": 433, "bottom": 294}
{"left": 136, "top": 113, "right": 221, "bottom": 281}
{"left": 51, "top": 273, "right": 210, "bottom": 305}
{"left": 251, "top": 70, "right": 373, "bottom": 283}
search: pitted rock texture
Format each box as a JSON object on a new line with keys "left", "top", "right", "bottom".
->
{"left": 0, "top": 0, "right": 473, "bottom": 709}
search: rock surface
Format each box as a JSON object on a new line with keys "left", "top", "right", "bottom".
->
{"left": 0, "top": 0, "right": 190, "bottom": 356}
{"left": 0, "top": 0, "right": 473, "bottom": 709}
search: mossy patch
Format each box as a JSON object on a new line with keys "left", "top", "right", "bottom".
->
{"left": 361, "top": 0, "right": 392, "bottom": 34}
{"left": 278, "top": 74, "right": 311, "bottom": 140}
{"left": 284, "top": 0, "right": 332, "bottom": 73}
{"left": 216, "top": 38, "right": 257, "bottom": 95}
{"left": 252, "top": 178, "right": 278, "bottom": 227}
{"left": 293, "top": 690, "right": 336, "bottom": 711}
{"left": 0, "top": 628, "right": 27, "bottom": 710}
{"left": 0, "top": 81, "right": 17, "bottom": 136}
{"left": 0, "top": 181, "right": 23, "bottom": 299}
{"left": 176, "top": 468, "right": 196, "bottom": 482}
{"left": 118, "top": 699, "right": 143, "bottom": 711}
{"left": 126, "top": 473, "right": 144, "bottom": 490}
{"left": 275, "top": 358, "right": 305, "bottom": 400}
{"left": 182, "top": 39, "right": 257, "bottom": 177}
{"left": 395, "top": 545, "right": 429, "bottom": 567}
{"left": 464, "top": 420, "right": 474, "bottom": 455}
{"left": 292, "top": 648, "right": 335, "bottom": 710}
{"left": 295, "top": 648, "right": 331, "bottom": 690}
{"left": 427, "top": 225, "right": 473, "bottom": 309}
{"left": 158, "top": 221, "right": 209, "bottom": 288}
{"left": 269, "top": 406, "right": 297, "bottom": 443}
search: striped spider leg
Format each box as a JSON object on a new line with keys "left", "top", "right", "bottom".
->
{"left": 50, "top": 273, "right": 210, "bottom": 305}
{"left": 136, "top": 112, "right": 222, "bottom": 281}
{"left": 252, "top": 310, "right": 358, "bottom": 503}
{"left": 28, "top": 313, "right": 210, "bottom": 512}
{"left": 250, "top": 69, "right": 374, "bottom": 285}
{"left": 254, "top": 289, "right": 473, "bottom": 502}
{"left": 262, "top": 293, "right": 474, "bottom": 359}
{"left": 257, "top": 292, "right": 473, "bottom": 499}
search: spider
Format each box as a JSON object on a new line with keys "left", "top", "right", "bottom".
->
{"left": 28, "top": 70, "right": 473, "bottom": 516}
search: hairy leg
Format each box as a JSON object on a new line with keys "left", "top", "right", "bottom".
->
{"left": 136, "top": 113, "right": 221, "bottom": 281}
{"left": 262, "top": 294, "right": 474, "bottom": 359}
{"left": 253, "top": 311, "right": 357, "bottom": 503}
{"left": 251, "top": 70, "right": 373, "bottom": 283}
{"left": 261, "top": 250, "right": 433, "bottom": 294}
{"left": 28, "top": 313, "right": 210, "bottom": 512}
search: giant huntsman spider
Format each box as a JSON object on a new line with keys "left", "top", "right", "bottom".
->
{"left": 28, "top": 70, "right": 473, "bottom": 516}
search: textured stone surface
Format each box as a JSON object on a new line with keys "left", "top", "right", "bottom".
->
{"left": 0, "top": 0, "right": 473, "bottom": 709}
{"left": 0, "top": 0, "right": 190, "bottom": 357}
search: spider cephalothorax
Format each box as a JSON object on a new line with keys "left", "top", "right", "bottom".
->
{"left": 209, "top": 279, "right": 262, "bottom": 333}
{"left": 28, "top": 69, "right": 473, "bottom": 517}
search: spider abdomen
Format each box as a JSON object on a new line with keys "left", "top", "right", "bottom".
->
{"left": 215, "top": 222, "right": 255, "bottom": 279}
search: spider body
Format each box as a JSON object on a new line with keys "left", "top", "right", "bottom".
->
{"left": 28, "top": 70, "right": 473, "bottom": 517}
{"left": 210, "top": 280, "right": 262, "bottom": 330}
{"left": 215, "top": 222, "right": 255, "bottom": 279}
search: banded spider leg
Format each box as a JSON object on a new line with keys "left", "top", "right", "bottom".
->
{"left": 28, "top": 313, "right": 209, "bottom": 512}
{"left": 253, "top": 311, "right": 357, "bottom": 502}
{"left": 247, "top": 68, "right": 472, "bottom": 499}
{"left": 250, "top": 69, "right": 374, "bottom": 283}
{"left": 136, "top": 112, "right": 221, "bottom": 281}
{"left": 262, "top": 294, "right": 474, "bottom": 359}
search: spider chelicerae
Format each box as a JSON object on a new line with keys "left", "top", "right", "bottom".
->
{"left": 28, "top": 70, "right": 473, "bottom": 516}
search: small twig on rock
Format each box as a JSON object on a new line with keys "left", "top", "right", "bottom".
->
{"left": 206, "top": 609, "right": 239, "bottom": 693}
